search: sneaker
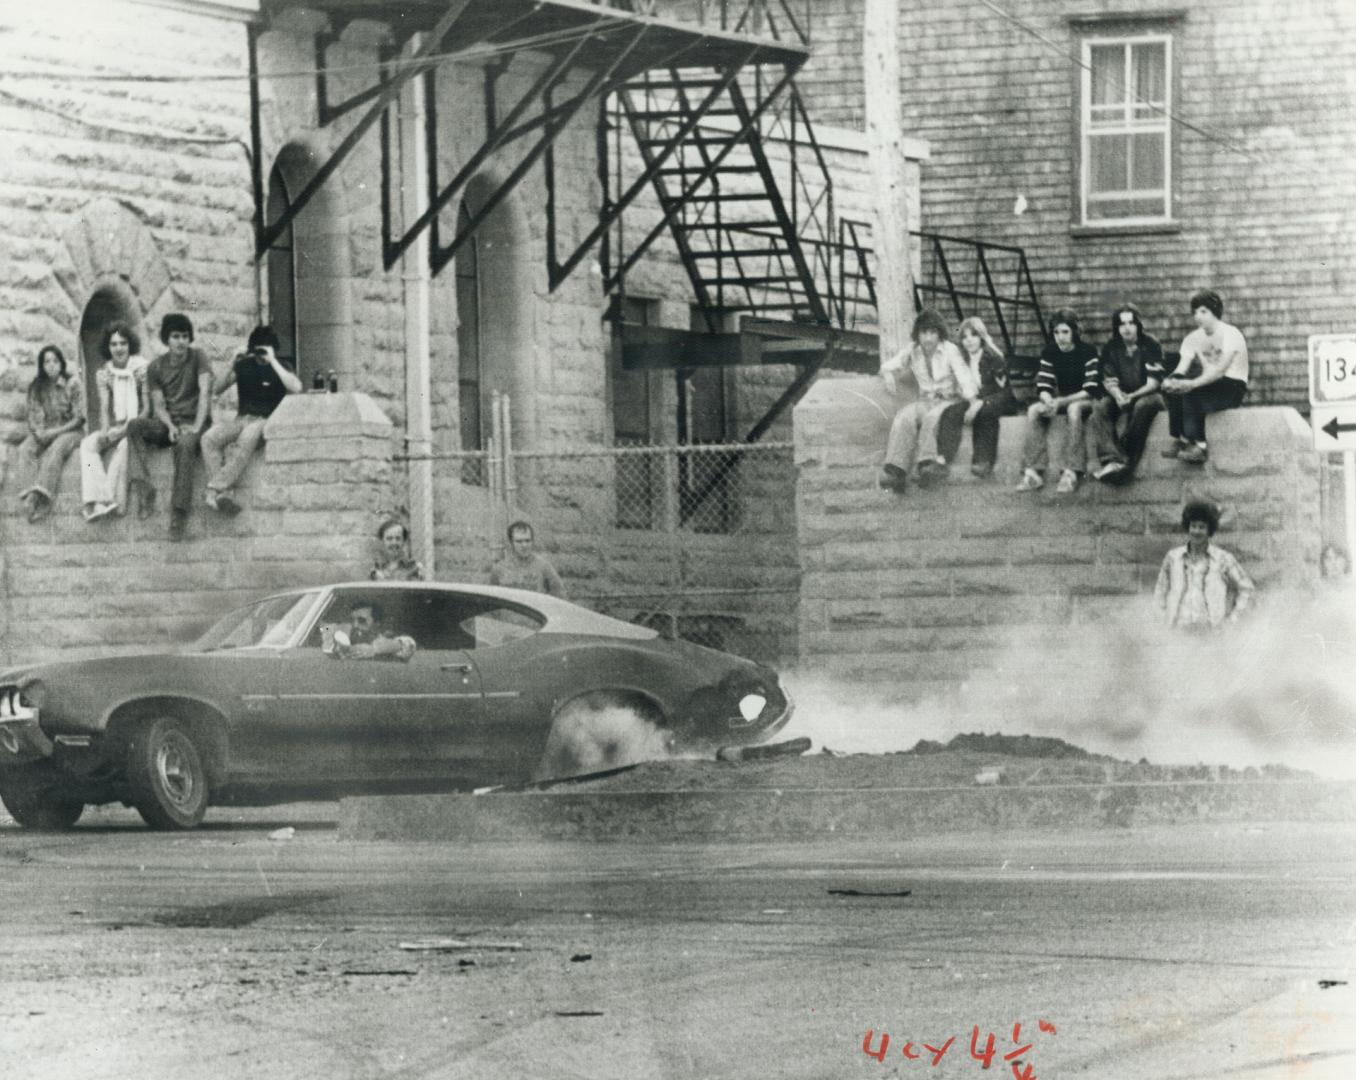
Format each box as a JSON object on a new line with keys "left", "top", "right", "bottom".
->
{"left": 136, "top": 486, "right": 157, "bottom": 520}
{"left": 169, "top": 510, "right": 188, "bottom": 541}
{"left": 970, "top": 462, "right": 994, "bottom": 479}
{"left": 1093, "top": 461, "right": 1126, "bottom": 482}
{"left": 878, "top": 464, "right": 908, "bottom": 493}
{"left": 204, "top": 490, "right": 220, "bottom": 512}
{"left": 216, "top": 493, "right": 242, "bottom": 516}
{"left": 916, "top": 459, "right": 947, "bottom": 488}
{"left": 1055, "top": 469, "right": 1079, "bottom": 494}
{"left": 1179, "top": 443, "right": 1209, "bottom": 464}
{"left": 1015, "top": 469, "right": 1043, "bottom": 492}
{"left": 1161, "top": 440, "right": 1187, "bottom": 459}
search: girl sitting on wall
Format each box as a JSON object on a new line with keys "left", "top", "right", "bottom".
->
{"left": 79, "top": 322, "right": 149, "bottom": 521}
{"left": 877, "top": 308, "right": 978, "bottom": 493}
{"left": 16, "top": 344, "right": 86, "bottom": 524}
{"left": 933, "top": 316, "right": 1020, "bottom": 479}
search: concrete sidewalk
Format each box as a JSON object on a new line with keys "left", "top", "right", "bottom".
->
{"left": 340, "top": 776, "right": 1356, "bottom": 841}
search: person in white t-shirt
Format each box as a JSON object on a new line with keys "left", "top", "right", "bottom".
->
{"left": 1161, "top": 289, "right": 1248, "bottom": 464}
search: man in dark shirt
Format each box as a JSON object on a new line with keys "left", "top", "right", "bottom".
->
{"left": 1089, "top": 304, "right": 1166, "bottom": 484}
{"left": 126, "top": 313, "right": 213, "bottom": 539}
{"left": 202, "top": 326, "right": 301, "bottom": 515}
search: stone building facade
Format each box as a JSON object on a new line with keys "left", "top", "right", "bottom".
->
{"left": 779, "top": 0, "right": 1356, "bottom": 406}
{"left": 0, "top": 0, "right": 900, "bottom": 667}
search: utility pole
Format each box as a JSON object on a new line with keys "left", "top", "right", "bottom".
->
{"left": 864, "top": 0, "right": 916, "bottom": 370}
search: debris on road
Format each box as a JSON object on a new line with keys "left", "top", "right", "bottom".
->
{"left": 761, "top": 908, "right": 789, "bottom": 915}
{"left": 570, "top": 953, "right": 592, "bottom": 962}
{"left": 341, "top": 970, "right": 418, "bottom": 977}
{"left": 268, "top": 827, "right": 296, "bottom": 841}
{"left": 554, "top": 1011, "right": 605, "bottom": 1018}
{"left": 828, "top": 888, "right": 912, "bottom": 898}
{"left": 716, "top": 736, "right": 812, "bottom": 763}
{"left": 398, "top": 938, "right": 524, "bottom": 952}
{"left": 1318, "top": 979, "right": 1348, "bottom": 989}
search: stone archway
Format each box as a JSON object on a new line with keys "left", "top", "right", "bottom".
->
{"left": 50, "top": 198, "right": 174, "bottom": 413}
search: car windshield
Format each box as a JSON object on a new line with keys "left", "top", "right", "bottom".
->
{"left": 194, "top": 592, "right": 321, "bottom": 652}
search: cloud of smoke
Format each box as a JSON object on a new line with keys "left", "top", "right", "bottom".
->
{"left": 538, "top": 701, "right": 676, "bottom": 780}
{"left": 779, "top": 588, "right": 1356, "bottom": 779}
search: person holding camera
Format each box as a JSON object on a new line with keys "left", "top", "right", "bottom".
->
{"left": 202, "top": 325, "right": 301, "bottom": 515}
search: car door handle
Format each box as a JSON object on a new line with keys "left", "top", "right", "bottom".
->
{"left": 441, "top": 663, "right": 474, "bottom": 674}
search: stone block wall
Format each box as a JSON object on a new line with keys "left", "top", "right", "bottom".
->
{"left": 0, "top": 392, "right": 395, "bottom": 669}
{"left": 795, "top": 376, "right": 1322, "bottom": 698}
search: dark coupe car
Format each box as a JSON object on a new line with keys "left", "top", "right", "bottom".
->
{"left": 0, "top": 582, "right": 792, "bottom": 830}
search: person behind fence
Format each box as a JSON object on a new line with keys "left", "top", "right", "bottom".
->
{"left": 1088, "top": 304, "right": 1166, "bottom": 485}
{"left": 1015, "top": 308, "right": 1100, "bottom": 494}
{"left": 79, "top": 323, "right": 149, "bottom": 521}
{"left": 126, "top": 312, "right": 213, "bottom": 539}
{"left": 16, "top": 344, "right": 85, "bottom": 524}
{"left": 1154, "top": 498, "right": 1255, "bottom": 631}
{"left": 202, "top": 325, "right": 301, "bottom": 515}
{"left": 490, "top": 520, "right": 567, "bottom": 597}
{"left": 877, "top": 308, "right": 978, "bottom": 493}
{"left": 1161, "top": 288, "right": 1249, "bottom": 465}
{"left": 934, "top": 316, "right": 1020, "bottom": 480}
{"left": 370, "top": 518, "right": 426, "bottom": 581}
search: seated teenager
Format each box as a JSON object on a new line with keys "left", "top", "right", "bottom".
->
{"left": 877, "top": 308, "right": 978, "bottom": 494}
{"left": 1089, "top": 304, "right": 1166, "bottom": 484}
{"left": 16, "top": 345, "right": 85, "bottom": 524}
{"left": 79, "top": 323, "right": 149, "bottom": 521}
{"left": 202, "top": 325, "right": 301, "bottom": 515}
{"left": 126, "top": 313, "right": 213, "bottom": 539}
{"left": 934, "top": 316, "right": 1019, "bottom": 479}
{"left": 1161, "top": 289, "right": 1248, "bottom": 465}
{"left": 1016, "top": 309, "right": 1100, "bottom": 494}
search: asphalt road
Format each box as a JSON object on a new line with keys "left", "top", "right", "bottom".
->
{"left": 0, "top": 807, "right": 1352, "bottom": 1080}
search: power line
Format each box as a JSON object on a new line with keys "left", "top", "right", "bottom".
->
{"left": 973, "top": 0, "right": 1259, "bottom": 161}
{"left": 0, "top": 15, "right": 631, "bottom": 85}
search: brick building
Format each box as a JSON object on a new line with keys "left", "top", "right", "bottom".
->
{"left": 786, "top": 0, "right": 1356, "bottom": 404}
{"left": 0, "top": 0, "right": 913, "bottom": 667}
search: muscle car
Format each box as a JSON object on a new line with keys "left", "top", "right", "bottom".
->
{"left": 0, "top": 582, "right": 792, "bottom": 829}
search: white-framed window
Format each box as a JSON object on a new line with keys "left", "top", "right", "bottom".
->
{"left": 1080, "top": 34, "right": 1172, "bottom": 224}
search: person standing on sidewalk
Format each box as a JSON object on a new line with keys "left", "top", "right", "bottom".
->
{"left": 1154, "top": 498, "right": 1254, "bottom": 631}
{"left": 1088, "top": 304, "right": 1166, "bottom": 484}
{"left": 126, "top": 313, "right": 213, "bottom": 540}
{"left": 1161, "top": 289, "right": 1248, "bottom": 465}
{"left": 490, "top": 521, "right": 567, "bottom": 598}
{"left": 201, "top": 326, "right": 301, "bottom": 515}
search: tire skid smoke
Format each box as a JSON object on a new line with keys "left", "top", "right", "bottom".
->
{"left": 780, "top": 589, "right": 1356, "bottom": 779}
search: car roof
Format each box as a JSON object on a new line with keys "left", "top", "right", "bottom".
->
{"left": 278, "top": 581, "right": 659, "bottom": 641}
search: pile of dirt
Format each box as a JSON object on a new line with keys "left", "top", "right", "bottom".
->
{"left": 540, "top": 734, "right": 1313, "bottom": 795}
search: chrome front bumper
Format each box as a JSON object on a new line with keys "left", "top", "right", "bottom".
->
{"left": 0, "top": 686, "right": 52, "bottom": 765}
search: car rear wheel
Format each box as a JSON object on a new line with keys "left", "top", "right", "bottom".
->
{"left": 537, "top": 691, "right": 672, "bottom": 781}
{"left": 0, "top": 763, "right": 85, "bottom": 830}
{"left": 127, "top": 718, "right": 209, "bottom": 830}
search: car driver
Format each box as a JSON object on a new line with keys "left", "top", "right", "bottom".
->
{"left": 326, "top": 601, "right": 416, "bottom": 662}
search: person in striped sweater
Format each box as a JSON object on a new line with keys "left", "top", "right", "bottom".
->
{"left": 1015, "top": 309, "right": 1101, "bottom": 494}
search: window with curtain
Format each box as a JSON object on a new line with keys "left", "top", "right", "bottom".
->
{"left": 1081, "top": 35, "right": 1172, "bottom": 224}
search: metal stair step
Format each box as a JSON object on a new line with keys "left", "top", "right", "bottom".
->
{"left": 657, "top": 165, "right": 762, "bottom": 176}
{"left": 706, "top": 276, "right": 805, "bottom": 286}
{"left": 689, "top": 248, "right": 795, "bottom": 259}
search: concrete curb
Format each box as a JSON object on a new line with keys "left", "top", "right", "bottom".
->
{"left": 339, "top": 779, "right": 1356, "bottom": 841}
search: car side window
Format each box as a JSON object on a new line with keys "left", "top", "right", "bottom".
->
{"left": 460, "top": 605, "right": 545, "bottom": 649}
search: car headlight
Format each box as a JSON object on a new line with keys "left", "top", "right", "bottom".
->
{"left": 738, "top": 693, "right": 767, "bottom": 722}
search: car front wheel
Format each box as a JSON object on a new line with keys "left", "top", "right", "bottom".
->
{"left": 0, "top": 763, "right": 84, "bottom": 830}
{"left": 127, "top": 718, "right": 209, "bottom": 830}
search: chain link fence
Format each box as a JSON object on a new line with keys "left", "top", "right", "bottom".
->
{"left": 421, "top": 438, "right": 799, "bottom": 663}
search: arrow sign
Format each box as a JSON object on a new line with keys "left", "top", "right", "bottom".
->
{"left": 1322, "top": 416, "right": 1356, "bottom": 440}
{"left": 1312, "top": 406, "right": 1356, "bottom": 452}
